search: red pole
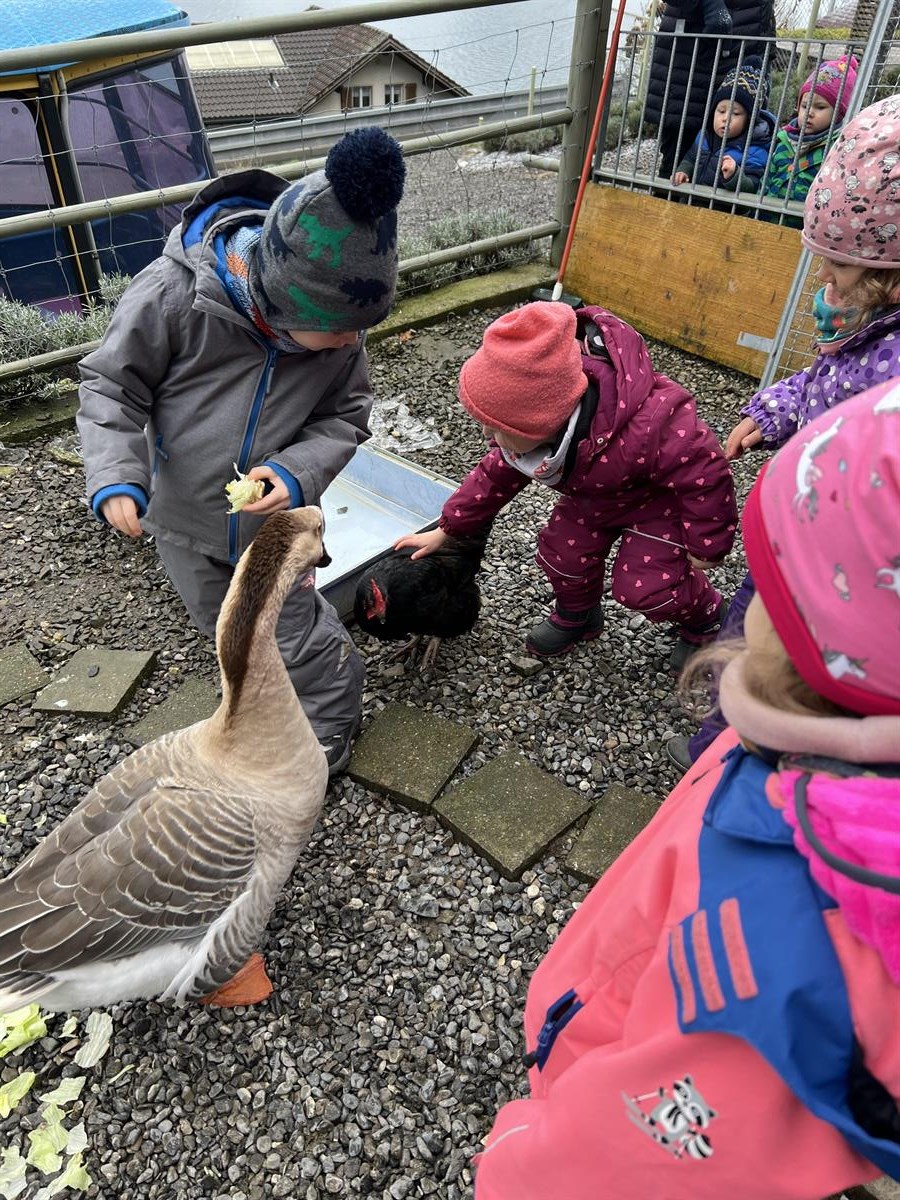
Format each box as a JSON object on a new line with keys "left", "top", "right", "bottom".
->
{"left": 552, "top": 0, "right": 630, "bottom": 301}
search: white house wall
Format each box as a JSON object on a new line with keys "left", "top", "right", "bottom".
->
{"left": 308, "top": 52, "right": 458, "bottom": 116}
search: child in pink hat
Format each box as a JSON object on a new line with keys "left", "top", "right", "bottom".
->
{"left": 476, "top": 382, "right": 900, "bottom": 1200}
{"left": 394, "top": 301, "right": 737, "bottom": 667}
{"left": 762, "top": 54, "right": 858, "bottom": 223}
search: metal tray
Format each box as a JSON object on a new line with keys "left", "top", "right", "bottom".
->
{"left": 317, "top": 443, "right": 458, "bottom": 620}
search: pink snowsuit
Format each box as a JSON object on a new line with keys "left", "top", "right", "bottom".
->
{"left": 475, "top": 729, "right": 900, "bottom": 1199}
{"left": 439, "top": 307, "right": 737, "bottom": 624}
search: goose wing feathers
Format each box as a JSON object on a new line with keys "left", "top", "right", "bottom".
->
{"left": 0, "top": 752, "right": 261, "bottom": 980}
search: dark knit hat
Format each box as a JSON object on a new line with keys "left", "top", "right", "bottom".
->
{"left": 249, "top": 126, "right": 406, "bottom": 333}
{"left": 712, "top": 56, "right": 768, "bottom": 115}
{"left": 458, "top": 303, "right": 587, "bottom": 441}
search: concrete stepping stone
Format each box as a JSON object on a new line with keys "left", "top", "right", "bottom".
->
{"left": 348, "top": 702, "right": 477, "bottom": 812}
{"left": 434, "top": 750, "right": 591, "bottom": 880}
{"left": 0, "top": 643, "right": 46, "bottom": 707}
{"left": 33, "top": 647, "right": 156, "bottom": 717}
{"left": 565, "top": 784, "right": 661, "bottom": 883}
{"left": 124, "top": 678, "right": 220, "bottom": 746}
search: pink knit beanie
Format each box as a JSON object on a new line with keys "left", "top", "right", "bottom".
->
{"left": 798, "top": 54, "right": 858, "bottom": 123}
{"left": 803, "top": 93, "right": 900, "bottom": 268}
{"left": 458, "top": 303, "right": 587, "bottom": 441}
{"left": 742, "top": 381, "right": 900, "bottom": 717}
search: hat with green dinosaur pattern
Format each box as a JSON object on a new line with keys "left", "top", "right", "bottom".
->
{"left": 249, "top": 126, "right": 406, "bottom": 333}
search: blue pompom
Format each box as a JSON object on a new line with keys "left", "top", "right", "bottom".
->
{"left": 325, "top": 127, "right": 406, "bottom": 223}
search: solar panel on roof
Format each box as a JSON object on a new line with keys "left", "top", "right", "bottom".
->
{"left": 185, "top": 39, "right": 286, "bottom": 73}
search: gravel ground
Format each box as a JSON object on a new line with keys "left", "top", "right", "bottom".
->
{"left": 0, "top": 299, "right": 761, "bottom": 1198}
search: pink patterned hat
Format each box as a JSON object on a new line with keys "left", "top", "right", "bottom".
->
{"left": 798, "top": 54, "right": 857, "bottom": 123}
{"left": 742, "top": 381, "right": 900, "bottom": 716}
{"left": 802, "top": 93, "right": 900, "bottom": 268}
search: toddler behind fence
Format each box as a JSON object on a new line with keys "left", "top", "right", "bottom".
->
{"left": 672, "top": 57, "right": 775, "bottom": 193}
{"left": 762, "top": 53, "right": 858, "bottom": 223}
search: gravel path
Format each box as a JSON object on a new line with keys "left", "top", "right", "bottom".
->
{"left": 0, "top": 306, "right": 760, "bottom": 1199}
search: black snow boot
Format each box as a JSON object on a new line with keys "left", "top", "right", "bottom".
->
{"left": 669, "top": 598, "right": 728, "bottom": 674}
{"left": 525, "top": 603, "right": 604, "bottom": 659}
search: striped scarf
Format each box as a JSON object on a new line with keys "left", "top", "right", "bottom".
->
{"left": 216, "top": 223, "right": 304, "bottom": 354}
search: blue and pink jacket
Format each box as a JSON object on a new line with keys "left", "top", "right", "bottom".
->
{"left": 475, "top": 728, "right": 900, "bottom": 1199}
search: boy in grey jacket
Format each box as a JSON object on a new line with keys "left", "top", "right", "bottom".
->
{"left": 77, "top": 127, "right": 406, "bottom": 774}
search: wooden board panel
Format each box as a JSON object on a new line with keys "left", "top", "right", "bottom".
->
{"left": 564, "top": 183, "right": 804, "bottom": 378}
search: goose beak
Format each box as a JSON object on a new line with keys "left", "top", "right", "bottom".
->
{"left": 318, "top": 543, "right": 332, "bottom": 569}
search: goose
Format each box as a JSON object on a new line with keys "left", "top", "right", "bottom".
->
{"left": 0, "top": 507, "right": 330, "bottom": 1012}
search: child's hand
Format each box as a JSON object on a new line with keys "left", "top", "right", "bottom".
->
{"left": 725, "top": 417, "right": 762, "bottom": 460}
{"left": 101, "top": 495, "right": 143, "bottom": 538}
{"left": 239, "top": 466, "right": 290, "bottom": 515}
{"left": 720, "top": 156, "right": 737, "bottom": 181}
{"left": 393, "top": 527, "right": 448, "bottom": 560}
{"left": 672, "top": 171, "right": 689, "bottom": 185}
{"left": 688, "top": 555, "right": 718, "bottom": 570}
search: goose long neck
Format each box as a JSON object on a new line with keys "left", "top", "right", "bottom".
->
{"left": 213, "top": 552, "right": 311, "bottom": 745}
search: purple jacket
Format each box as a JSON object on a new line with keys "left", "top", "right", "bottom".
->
{"left": 439, "top": 306, "right": 737, "bottom": 565}
{"left": 743, "top": 305, "right": 900, "bottom": 448}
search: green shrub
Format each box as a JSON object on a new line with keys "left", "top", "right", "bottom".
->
{"left": 776, "top": 25, "right": 850, "bottom": 39}
{"left": 481, "top": 125, "right": 563, "bottom": 154}
{"left": 397, "top": 210, "right": 544, "bottom": 296}
{"left": 603, "top": 98, "right": 648, "bottom": 149}
{"left": 0, "top": 273, "right": 129, "bottom": 408}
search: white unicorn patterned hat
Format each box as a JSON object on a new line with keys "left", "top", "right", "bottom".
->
{"left": 741, "top": 380, "right": 900, "bottom": 716}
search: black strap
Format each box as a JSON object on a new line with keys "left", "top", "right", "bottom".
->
{"left": 793, "top": 772, "right": 900, "bottom": 895}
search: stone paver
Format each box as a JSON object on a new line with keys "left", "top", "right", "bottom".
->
{"left": 0, "top": 643, "right": 46, "bottom": 707}
{"left": 348, "top": 703, "right": 477, "bottom": 812}
{"left": 124, "top": 678, "right": 220, "bottom": 746}
{"left": 565, "top": 784, "right": 661, "bottom": 883}
{"left": 434, "top": 750, "right": 591, "bottom": 880}
{"left": 33, "top": 647, "right": 156, "bottom": 717}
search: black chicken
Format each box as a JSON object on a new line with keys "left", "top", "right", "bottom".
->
{"left": 353, "top": 529, "right": 489, "bottom": 668}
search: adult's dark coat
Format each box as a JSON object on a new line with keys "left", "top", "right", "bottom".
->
{"left": 645, "top": 0, "right": 776, "bottom": 170}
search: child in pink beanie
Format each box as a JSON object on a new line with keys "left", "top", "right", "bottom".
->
{"left": 396, "top": 301, "right": 737, "bottom": 667}
{"left": 476, "top": 382, "right": 900, "bottom": 1200}
{"left": 762, "top": 53, "right": 857, "bottom": 224}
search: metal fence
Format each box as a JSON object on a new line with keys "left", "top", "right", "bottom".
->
{"left": 760, "top": 0, "right": 900, "bottom": 385}
{"left": 595, "top": 29, "right": 870, "bottom": 222}
{"left": 0, "top": 0, "right": 611, "bottom": 390}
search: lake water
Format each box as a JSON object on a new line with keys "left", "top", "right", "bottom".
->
{"left": 178, "top": 0, "right": 645, "bottom": 95}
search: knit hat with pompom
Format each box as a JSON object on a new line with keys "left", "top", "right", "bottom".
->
{"left": 249, "top": 126, "right": 406, "bottom": 332}
{"left": 458, "top": 302, "right": 587, "bottom": 441}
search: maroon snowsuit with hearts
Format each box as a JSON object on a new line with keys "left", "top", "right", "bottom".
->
{"left": 438, "top": 306, "right": 737, "bottom": 626}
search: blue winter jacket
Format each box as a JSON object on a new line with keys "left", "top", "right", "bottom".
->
{"left": 676, "top": 110, "right": 777, "bottom": 190}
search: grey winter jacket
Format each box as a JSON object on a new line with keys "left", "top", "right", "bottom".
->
{"left": 77, "top": 170, "right": 373, "bottom": 564}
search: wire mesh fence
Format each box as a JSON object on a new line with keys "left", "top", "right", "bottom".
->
{"left": 0, "top": 0, "right": 608, "bottom": 397}
{"left": 0, "top": 52, "right": 214, "bottom": 317}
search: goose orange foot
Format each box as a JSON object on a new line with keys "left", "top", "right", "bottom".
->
{"left": 201, "top": 953, "right": 274, "bottom": 1007}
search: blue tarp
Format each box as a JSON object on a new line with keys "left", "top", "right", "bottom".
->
{"left": 2, "top": 0, "right": 188, "bottom": 75}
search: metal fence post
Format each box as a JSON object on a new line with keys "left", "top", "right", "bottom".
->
{"left": 551, "top": 0, "right": 612, "bottom": 269}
